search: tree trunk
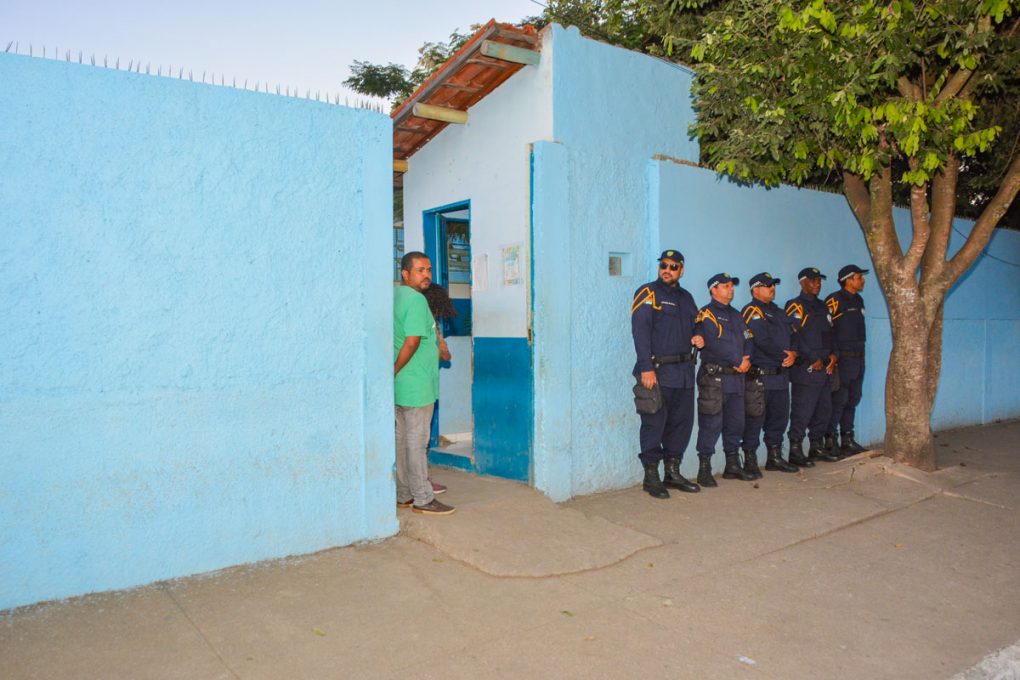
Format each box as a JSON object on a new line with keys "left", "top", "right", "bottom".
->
{"left": 883, "top": 294, "right": 938, "bottom": 471}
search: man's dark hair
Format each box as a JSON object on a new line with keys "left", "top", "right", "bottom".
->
{"left": 422, "top": 283, "right": 458, "bottom": 321}
{"left": 400, "top": 251, "right": 428, "bottom": 272}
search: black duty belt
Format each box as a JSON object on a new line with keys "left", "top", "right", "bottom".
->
{"left": 750, "top": 366, "right": 786, "bottom": 376}
{"left": 703, "top": 363, "right": 740, "bottom": 375}
{"left": 840, "top": 351, "right": 865, "bottom": 358}
{"left": 653, "top": 354, "right": 695, "bottom": 365}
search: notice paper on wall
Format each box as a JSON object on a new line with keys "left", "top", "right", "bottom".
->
{"left": 501, "top": 243, "right": 522, "bottom": 286}
{"left": 472, "top": 254, "right": 488, "bottom": 292}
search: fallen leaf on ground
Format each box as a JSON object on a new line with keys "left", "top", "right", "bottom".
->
{"left": 312, "top": 628, "right": 326, "bottom": 637}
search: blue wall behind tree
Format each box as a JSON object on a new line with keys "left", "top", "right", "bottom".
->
{"left": 0, "top": 53, "right": 395, "bottom": 610}
{"left": 654, "top": 162, "right": 1020, "bottom": 458}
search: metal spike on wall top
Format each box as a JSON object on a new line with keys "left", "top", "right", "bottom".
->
{"left": 4, "top": 41, "right": 13, "bottom": 53}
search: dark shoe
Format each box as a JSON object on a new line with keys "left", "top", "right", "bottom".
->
{"left": 663, "top": 458, "right": 700, "bottom": 493}
{"left": 412, "top": 499, "right": 456, "bottom": 515}
{"left": 788, "top": 440, "right": 815, "bottom": 467}
{"left": 809, "top": 439, "right": 840, "bottom": 462}
{"left": 430, "top": 479, "right": 447, "bottom": 494}
{"left": 742, "top": 449, "right": 763, "bottom": 480}
{"left": 841, "top": 432, "right": 867, "bottom": 455}
{"left": 822, "top": 434, "right": 845, "bottom": 459}
{"left": 723, "top": 452, "right": 755, "bottom": 480}
{"left": 642, "top": 462, "right": 670, "bottom": 499}
{"left": 697, "top": 457, "right": 718, "bottom": 487}
{"left": 765, "top": 445, "right": 799, "bottom": 473}
{"left": 397, "top": 499, "right": 413, "bottom": 509}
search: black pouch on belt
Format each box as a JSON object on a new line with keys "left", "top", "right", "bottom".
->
{"left": 745, "top": 373, "right": 765, "bottom": 418}
{"left": 633, "top": 381, "right": 664, "bottom": 415}
{"left": 696, "top": 372, "right": 723, "bottom": 416}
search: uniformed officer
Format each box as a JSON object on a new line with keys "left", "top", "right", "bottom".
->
{"left": 631, "top": 249, "right": 704, "bottom": 499}
{"left": 740, "top": 272, "right": 800, "bottom": 475}
{"left": 825, "top": 264, "right": 869, "bottom": 456}
{"left": 785, "top": 267, "right": 840, "bottom": 465}
{"left": 693, "top": 273, "right": 755, "bottom": 487}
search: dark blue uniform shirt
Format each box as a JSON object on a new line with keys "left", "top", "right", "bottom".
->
{"left": 631, "top": 279, "right": 699, "bottom": 388}
{"left": 741, "top": 299, "right": 793, "bottom": 389}
{"left": 695, "top": 299, "right": 753, "bottom": 393}
{"left": 825, "top": 288, "right": 866, "bottom": 354}
{"left": 784, "top": 292, "right": 835, "bottom": 385}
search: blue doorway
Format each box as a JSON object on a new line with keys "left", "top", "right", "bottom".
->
{"left": 422, "top": 200, "right": 532, "bottom": 482}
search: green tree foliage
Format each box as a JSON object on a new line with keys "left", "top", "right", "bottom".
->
{"left": 344, "top": 30, "right": 473, "bottom": 105}
{"left": 659, "top": 0, "right": 1020, "bottom": 469}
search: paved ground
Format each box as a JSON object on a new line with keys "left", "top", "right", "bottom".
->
{"left": 2, "top": 420, "right": 1018, "bottom": 679}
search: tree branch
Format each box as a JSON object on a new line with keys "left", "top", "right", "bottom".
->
{"left": 921, "top": 154, "right": 959, "bottom": 296}
{"left": 933, "top": 68, "right": 975, "bottom": 106}
{"left": 866, "top": 167, "right": 906, "bottom": 280}
{"left": 903, "top": 160, "right": 931, "bottom": 278}
{"left": 948, "top": 152, "right": 1020, "bottom": 279}
{"left": 934, "top": 16, "right": 991, "bottom": 106}
{"left": 842, "top": 171, "right": 871, "bottom": 227}
{"left": 897, "top": 76, "right": 921, "bottom": 101}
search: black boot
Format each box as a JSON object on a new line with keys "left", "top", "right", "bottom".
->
{"left": 841, "top": 432, "right": 867, "bottom": 455}
{"left": 788, "top": 439, "right": 815, "bottom": 467}
{"left": 697, "top": 456, "right": 718, "bottom": 487}
{"left": 663, "top": 458, "right": 700, "bottom": 493}
{"left": 822, "top": 434, "right": 845, "bottom": 459}
{"left": 642, "top": 462, "right": 670, "bottom": 499}
{"left": 765, "top": 445, "right": 799, "bottom": 473}
{"left": 723, "top": 452, "right": 756, "bottom": 480}
{"left": 809, "top": 438, "right": 840, "bottom": 462}
{"left": 742, "top": 448, "right": 763, "bottom": 480}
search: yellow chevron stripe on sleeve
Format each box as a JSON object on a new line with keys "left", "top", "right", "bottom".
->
{"left": 631, "top": 287, "right": 653, "bottom": 314}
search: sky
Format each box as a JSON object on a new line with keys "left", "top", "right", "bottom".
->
{"left": 1, "top": 0, "right": 546, "bottom": 101}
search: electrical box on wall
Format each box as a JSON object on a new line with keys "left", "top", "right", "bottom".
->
{"left": 608, "top": 251, "right": 631, "bottom": 277}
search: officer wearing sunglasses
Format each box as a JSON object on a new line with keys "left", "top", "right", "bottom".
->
{"left": 630, "top": 249, "right": 705, "bottom": 499}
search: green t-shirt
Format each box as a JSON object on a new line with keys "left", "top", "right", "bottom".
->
{"left": 393, "top": 285, "right": 440, "bottom": 407}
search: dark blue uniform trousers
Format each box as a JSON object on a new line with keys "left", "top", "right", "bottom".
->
{"left": 830, "top": 362, "right": 864, "bottom": 436}
{"left": 743, "top": 387, "right": 790, "bottom": 451}
{"left": 789, "top": 382, "right": 831, "bottom": 443}
{"left": 697, "top": 392, "right": 745, "bottom": 457}
{"left": 638, "top": 386, "right": 694, "bottom": 465}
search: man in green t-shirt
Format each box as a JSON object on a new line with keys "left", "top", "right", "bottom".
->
{"left": 394, "top": 252, "right": 455, "bottom": 515}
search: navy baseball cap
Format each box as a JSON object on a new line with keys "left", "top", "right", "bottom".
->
{"left": 658, "top": 249, "right": 684, "bottom": 263}
{"left": 707, "top": 272, "right": 740, "bottom": 289}
{"left": 797, "top": 267, "right": 826, "bottom": 281}
{"left": 749, "top": 272, "right": 781, "bottom": 288}
{"left": 838, "top": 264, "right": 870, "bottom": 282}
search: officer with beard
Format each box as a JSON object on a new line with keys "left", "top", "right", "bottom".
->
{"left": 631, "top": 250, "right": 704, "bottom": 499}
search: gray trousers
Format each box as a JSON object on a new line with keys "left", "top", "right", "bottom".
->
{"left": 395, "top": 404, "right": 435, "bottom": 507}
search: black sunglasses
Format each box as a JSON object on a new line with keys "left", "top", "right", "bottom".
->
{"left": 659, "top": 262, "right": 682, "bottom": 271}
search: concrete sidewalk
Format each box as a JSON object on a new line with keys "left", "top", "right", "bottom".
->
{"left": 2, "top": 421, "right": 1019, "bottom": 679}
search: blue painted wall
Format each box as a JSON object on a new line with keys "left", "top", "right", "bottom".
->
{"left": 654, "top": 162, "right": 1020, "bottom": 464}
{"left": 532, "top": 27, "right": 700, "bottom": 500}
{"left": 0, "top": 54, "right": 395, "bottom": 610}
